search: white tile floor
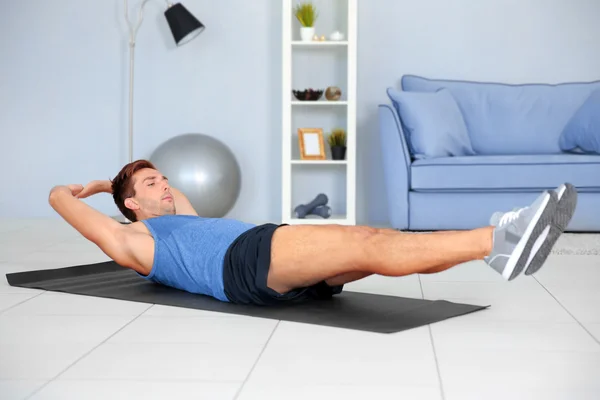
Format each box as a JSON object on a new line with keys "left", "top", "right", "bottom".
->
{"left": 1, "top": 218, "right": 599, "bottom": 400}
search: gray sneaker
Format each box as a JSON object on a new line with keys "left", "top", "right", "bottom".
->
{"left": 526, "top": 183, "right": 577, "bottom": 275}
{"left": 489, "top": 183, "right": 578, "bottom": 275}
{"left": 484, "top": 190, "right": 558, "bottom": 281}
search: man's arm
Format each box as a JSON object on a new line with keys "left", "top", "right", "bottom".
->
{"left": 49, "top": 185, "right": 133, "bottom": 266}
{"left": 77, "top": 180, "right": 198, "bottom": 216}
{"left": 170, "top": 187, "right": 198, "bottom": 216}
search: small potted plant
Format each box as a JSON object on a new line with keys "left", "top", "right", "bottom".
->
{"left": 294, "top": 2, "right": 318, "bottom": 42}
{"left": 327, "top": 128, "right": 347, "bottom": 160}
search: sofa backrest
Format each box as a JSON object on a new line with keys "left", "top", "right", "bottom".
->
{"left": 401, "top": 75, "right": 600, "bottom": 155}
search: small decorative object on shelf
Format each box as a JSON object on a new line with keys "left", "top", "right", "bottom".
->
{"left": 310, "top": 205, "right": 332, "bottom": 218}
{"left": 298, "top": 128, "right": 326, "bottom": 160}
{"left": 329, "top": 31, "right": 344, "bottom": 41}
{"left": 294, "top": 2, "right": 318, "bottom": 42}
{"left": 292, "top": 88, "right": 324, "bottom": 101}
{"left": 327, "top": 128, "right": 347, "bottom": 160}
{"left": 294, "top": 193, "right": 329, "bottom": 218}
{"left": 325, "top": 86, "right": 342, "bottom": 101}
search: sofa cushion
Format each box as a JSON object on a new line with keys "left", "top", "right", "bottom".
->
{"left": 386, "top": 87, "right": 475, "bottom": 159}
{"left": 559, "top": 89, "right": 600, "bottom": 154}
{"left": 402, "top": 75, "right": 600, "bottom": 156}
{"left": 411, "top": 154, "right": 600, "bottom": 191}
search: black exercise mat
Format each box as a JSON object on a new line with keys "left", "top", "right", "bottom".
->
{"left": 6, "top": 261, "right": 489, "bottom": 334}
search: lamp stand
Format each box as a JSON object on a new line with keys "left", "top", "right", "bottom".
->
{"left": 127, "top": 25, "right": 135, "bottom": 164}
{"left": 112, "top": 0, "right": 203, "bottom": 223}
{"left": 114, "top": 0, "right": 171, "bottom": 223}
{"left": 124, "top": 0, "right": 173, "bottom": 164}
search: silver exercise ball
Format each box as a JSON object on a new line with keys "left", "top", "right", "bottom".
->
{"left": 149, "top": 133, "right": 241, "bottom": 218}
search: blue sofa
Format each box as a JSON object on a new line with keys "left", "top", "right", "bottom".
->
{"left": 379, "top": 75, "right": 600, "bottom": 232}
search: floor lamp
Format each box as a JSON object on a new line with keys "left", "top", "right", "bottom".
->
{"left": 114, "top": 1, "right": 203, "bottom": 222}
{"left": 124, "top": 0, "right": 205, "bottom": 163}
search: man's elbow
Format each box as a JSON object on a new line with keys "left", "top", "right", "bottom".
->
{"left": 48, "top": 188, "right": 58, "bottom": 206}
{"left": 48, "top": 186, "right": 70, "bottom": 212}
{"left": 48, "top": 187, "right": 62, "bottom": 206}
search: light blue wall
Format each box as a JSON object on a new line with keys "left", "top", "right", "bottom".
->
{"left": 2, "top": 0, "right": 600, "bottom": 225}
{"left": 1, "top": 0, "right": 282, "bottom": 222}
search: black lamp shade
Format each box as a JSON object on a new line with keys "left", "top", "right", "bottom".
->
{"left": 164, "top": 3, "right": 204, "bottom": 46}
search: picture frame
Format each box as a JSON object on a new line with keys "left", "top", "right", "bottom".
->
{"left": 298, "top": 128, "right": 326, "bottom": 160}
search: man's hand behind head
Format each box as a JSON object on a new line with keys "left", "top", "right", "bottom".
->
{"left": 49, "top": 184, "right": 84, "bottom": 199}
{"left": 76, "top": 180, "right": 113, "bottom": 199}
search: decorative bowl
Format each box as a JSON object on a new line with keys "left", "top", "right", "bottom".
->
{"left": 292, "top": 89, "right": 324, "bottom": 101}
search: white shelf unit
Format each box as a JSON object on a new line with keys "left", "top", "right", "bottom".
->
{"left": 291, "top": 100, "right": 349, "bottom": 106}
{"left": 281, "top": 0, "right": 357, "bottom": 226}
{"left": 291, "top": 40, "right": 349, "bottom": 46}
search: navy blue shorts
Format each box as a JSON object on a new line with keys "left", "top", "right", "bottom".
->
{"left": 222, "top": 223, "right": 343, "bottom": 306}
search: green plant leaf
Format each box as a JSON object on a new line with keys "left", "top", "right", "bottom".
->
{"left": 293, "top": 2, "right": 318, "bottom": 27}
{"left": 327, "top": 128, "right": 347, "bottom": 147}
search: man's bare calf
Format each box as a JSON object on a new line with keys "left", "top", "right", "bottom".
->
{"left": 267, "top": 224, "right": 493, "bottom": 294}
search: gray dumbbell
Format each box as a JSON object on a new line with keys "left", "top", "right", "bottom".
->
{"left": 308, "top": 205, "right": 332, "bottom": 218}
{"left": 294, "top": 193, "right": 328, "bottom": 218}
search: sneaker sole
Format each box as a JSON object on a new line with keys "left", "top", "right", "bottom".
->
{"left": 504, "top": 191, "right": 558, "bottom": 281}
{"left": 525, "top": 183, "right": 578, "bottom": 275}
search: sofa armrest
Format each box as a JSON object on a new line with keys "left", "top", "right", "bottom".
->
{"left": 378, "top": 104, "right": 411, "bottom": 230}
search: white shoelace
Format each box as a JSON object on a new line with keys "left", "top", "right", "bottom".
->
{"left": 498, "top": 207, "right": 528, "bottom": 226}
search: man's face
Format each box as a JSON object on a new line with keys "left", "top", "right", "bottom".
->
{"left": 125, "top": 168, "right": 176, "bottom": 220}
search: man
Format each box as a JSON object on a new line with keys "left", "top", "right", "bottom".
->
{"left": 48, "top": 159, "right": 577, "bottom": 306}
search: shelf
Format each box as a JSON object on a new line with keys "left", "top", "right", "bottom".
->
{"left": 291, "top": 101, "right": 348, "bottom": 106}
{"left": 287, "top": 215, "right": 351, "bottom": 225}
{"left": 282, "top": 0, "right": 357, "bottom": 227}
{"left": 292, "top": 41, "right": 348, "bottom": 46}
{"left": 291, "top": 160, "right": 347, "bottom": 165}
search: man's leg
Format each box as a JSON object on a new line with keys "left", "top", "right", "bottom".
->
{"left": 324, "top": 271, "right": 372, "bottom": 287}
{"left": 323, "top": 262, "right": 460, "bottom": 287}
{"left": 373, "top": 229, "right": 466, "bottom": 274}
{"left": 268, "top": 189, "right": 561, "bottom": 293}
{"left": 322, "top": 230, "right": 466, "bottom": 286}
{"left": 323, "top": 262, "right": 457, "bottom": 287}
{"left": 267, "top": 224, "right": 493, "bottom": 294}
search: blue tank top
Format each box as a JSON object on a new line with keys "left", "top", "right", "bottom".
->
{"left": 139, "top": 215, "right": 255, "bottom": 302}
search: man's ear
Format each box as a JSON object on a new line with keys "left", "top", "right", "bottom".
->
{"left": 124, "top": 198, "right": 139, "bottom": 211}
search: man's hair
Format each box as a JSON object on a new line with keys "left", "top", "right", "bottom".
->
{"left": 111, "top": 159, "right": 157, "bottom": 222}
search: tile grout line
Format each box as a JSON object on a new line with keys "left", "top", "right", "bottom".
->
{"left": 533, "top": 275, "right": 600, "bottom": 347}
{"left": 232, "top": 320, "right": 281, "bottom": 400}
{"left": 418, "top": 275, "right": 446, "bottom": 400}
{"left": 0, "top": 291, "right": 47, "bottom": 316}
{"left": 23, "top": 303, "right": 155, "bottom": 400}
{"left": 0, "top": 232, "right": 94, "bottom": 313}
{"left": 427, "top": 327, "right": 446, "bottom": 400}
